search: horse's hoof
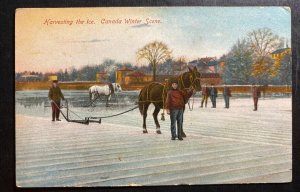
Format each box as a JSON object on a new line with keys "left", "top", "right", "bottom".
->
{"left": 182, "top": 132, "right": 186, "bottom": 137}
{"left": 143, "top": 130, "right": 148, "bottom": 133}
{"left": 156, "top": 130, "right": 162, "bottom": 134}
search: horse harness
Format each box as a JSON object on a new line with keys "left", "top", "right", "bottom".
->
{"left": 139, "top": 71, "right": 201, "bottom": 119}
{"left": 139, "top": 72, "right": 200, "bottom": 104}
{"left": 108, "top": 83, "right": 115, "bottom": 95}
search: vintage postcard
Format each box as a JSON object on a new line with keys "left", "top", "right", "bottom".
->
{"left": 15, "top": 7, "right": 292, "bottom": 187}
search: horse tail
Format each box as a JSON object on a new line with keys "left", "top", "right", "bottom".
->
{"left": 138, "top": 89, "right": 144, "bottom": 115}
{"left": 138, "top": 85, "right": 151, "bottom": 116}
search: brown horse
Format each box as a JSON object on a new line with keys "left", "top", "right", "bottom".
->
{"left": 138, "top": 66, "right": 201, "bottom": 135}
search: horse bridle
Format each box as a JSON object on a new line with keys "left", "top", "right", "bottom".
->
{"left": 181, "top": 70, "right": 201, "bottom": 111}
{"left": 179, "top": 71, "right": 201, "bottom": 90}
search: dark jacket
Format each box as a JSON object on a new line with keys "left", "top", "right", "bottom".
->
{"left": 49, "top": 86, "right": 65, "bottom": 101}
{"left": 252, "top": 86, "right": 261, "bottom": 98}
{"left": 209, "top": 87, "right": 218, "bottom": 97}
{"left": 166, "top": 89, "right": 193, "bottom": 110}
{"left": 223, "top": 87, "right": 232, "bottom": 97}
{"left": 108, "top": 83, "right": 114, "bottom": 94}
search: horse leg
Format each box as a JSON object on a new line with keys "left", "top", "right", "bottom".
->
{"left": 153, "top": 106, "right": 161, "bottom": 134}
{"left": 142, "top": 103, "right": 150, "bottom": 133}
{"left": 89, "top": 91, "right": 92, "bottom": 101}
{"left": 89, "top": 91, "right": 96, "bottom": 106}
{"left": 106, "top": 95, "right": 111, "bottom": 107}
{"left": 182, "top": 107, "right": 186, "bottom": 137}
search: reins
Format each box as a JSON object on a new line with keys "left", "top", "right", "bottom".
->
{"left": 51, "top": 71, "right": 201, "bottom": 125}
{"left": 187, "top": 92, "right": 196, "bottom": 111}
{"left": 51, "top": 99, "right": 139, "bottom": 125}
{"left": 179, "top": 71, "right": 201, "bottom": 111}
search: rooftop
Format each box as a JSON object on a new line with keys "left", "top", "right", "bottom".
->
{"left": 271, "top": 48, "right": 291, "bottom": 55}
{"left": 189, "top": 57, "right": 218, "bottom": 67}
{"left": 117, "top": 67, "right": 134, "bottom": 71}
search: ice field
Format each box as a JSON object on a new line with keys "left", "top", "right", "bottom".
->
{"left": 16, "top": 90, "right": 292, "bottom": 187}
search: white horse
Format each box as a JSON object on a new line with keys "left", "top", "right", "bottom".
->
{"left": 89, "top": 83, "right": 122, "bottom": 106}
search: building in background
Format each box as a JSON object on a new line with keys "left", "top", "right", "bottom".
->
{"left": 116, "top": 67, "right": 222, "bottom": 86}
{"left": 200, "top": 73, "right": 222, "bottom": 85}
{"left": 115, "top": 67, "right": 134, "bottom": 85}
{"left": 188, "top": 57, "right": 219, "bottom": 73}
{"left": 124, "top": 71, "right": 152, "bottom": 85}
{"left": 271, "top": 48, "right": 291, "bottom": 60}
{"left": 19, "top": 74, "right": 39, "bottom": 82}
{"left": 96, "top": 71, "right": 108, "bottom": 83}
{"left": 48, "top": 75, "right": 58, "bottom": 81}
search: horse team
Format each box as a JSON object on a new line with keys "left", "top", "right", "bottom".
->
{"left": 88, "top": 66, "right": 202, "bottom": 139}
{"left": 138, "top": 67, "right": 201, "bottom": 137}
{"left": 55, "top": 66, "right": 263, "bottom": 139}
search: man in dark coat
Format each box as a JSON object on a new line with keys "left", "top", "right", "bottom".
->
{"left": 166, "top": 79, "right": 194, "bottom": 140}
{"left": 48, "top": 80, "right": 65, "bottom": 121}
{"left": 200, "top": 84, "right": 209, "bottom": 108}
{"left": 223, "top": 84, "right": 232, "bottom": 108}
{"left": 252, "top": 84, "right": 261, "bottom": 111}
{"left": 108, "top": 82, "right": 114, "bottom": 95}
{"left": 209, "top": 84, "right": 218, "bottom": 108}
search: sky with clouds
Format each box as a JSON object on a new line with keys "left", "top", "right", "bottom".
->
{"left": 15, "top": 7, "right": 291, "bottom": 73}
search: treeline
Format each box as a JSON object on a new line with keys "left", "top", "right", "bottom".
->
{"left": 220, "top": 28, "right": 291, "bottom": 85}
{"left": 15, "top": 28, "right": 292, "bottom": 85}
{"left": 15, "top": 59, "right": 175, "bottom": 82}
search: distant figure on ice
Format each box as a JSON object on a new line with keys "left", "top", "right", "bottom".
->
{"left": 166, "top": 79, "right": 194, "bottom": 141}
{"left": 200, "top": 84, "right": 209, "bottom": 108}
{"left": 209, "top": 84, "right": 218, "bottom": 108}
{"left": 223, "top": 84, "right": 232, "bottom": 108}
{"left": 252, "top": 84, "right": 261, "bottom": 111}
{"left": 48, "top": 80, "right": 65, "bottom": 121}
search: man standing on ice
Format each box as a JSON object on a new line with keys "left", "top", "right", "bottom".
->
{"left": 223, "top": 84, "right": 232, "bottom": 108}
{"left": 252, "top": 84, "right": 261, "bottom": 111}
{"left": 166, "top": 79, "right": 194, "bottom": 141}
{"left": 48, "top": 80, "right": 65, "bottom": 121}
{"left": 200, "top": 84, "right": 209, "bottom": 108}
{"left": 209, "top": 84, "right": 218, "bottom": 108}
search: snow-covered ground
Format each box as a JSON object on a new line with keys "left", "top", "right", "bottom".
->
{"left": 16, "top": 91, "right": 292, "bottom": 187}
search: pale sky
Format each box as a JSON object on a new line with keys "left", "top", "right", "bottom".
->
{"left": 15, "top": 7, "right": 291, "bottom": 73}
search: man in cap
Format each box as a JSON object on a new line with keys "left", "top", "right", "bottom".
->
{"left": 48, "top": 80, "right": 65, "bottom": 121}
{"left": 166, "top": 79, "right": 194, "bottom": 140}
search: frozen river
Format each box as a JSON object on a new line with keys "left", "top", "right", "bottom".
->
{"left": 16, "top": 90, "right": 292, "bottom": 187}
{"left": 16, "top": 90, "right": 139, "bottom": 119}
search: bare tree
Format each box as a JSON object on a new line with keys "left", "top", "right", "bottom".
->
{"left": 176, "top": 56, "right": 188, "bottom": 64}
{"left": 247, "top": 28, "right": 281, "bottom": 84}
{"left": 173, "top": 56, "right": 187, "bottom": 74}
{"left": 137, "top": 41, "right": 172, "bottom": 81}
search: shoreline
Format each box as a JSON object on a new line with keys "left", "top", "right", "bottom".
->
{"left": 15, "top": 81, "right": 145, "bottom": 91}
{"left": 15, "top": 81, "right": 292, "bottom": 93}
